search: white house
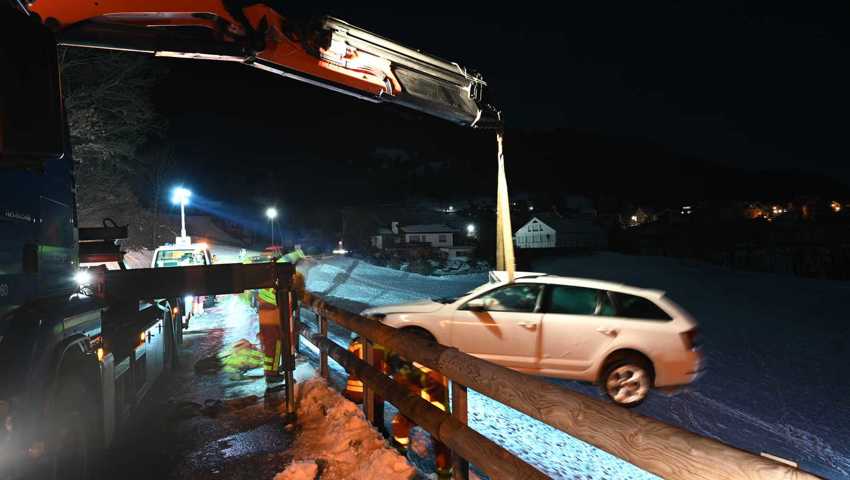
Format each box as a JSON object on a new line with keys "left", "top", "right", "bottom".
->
{"left": 515, "top": 217, "right": 557, "bottom": 248}
{"left": 400, "top": 224, "right": 456, "bottom": 248}
{"left": 371, "top": 223, "right": 474, "bottom": 258}
{"left": 515, "top": 213, "right": 607, "bottom": 250}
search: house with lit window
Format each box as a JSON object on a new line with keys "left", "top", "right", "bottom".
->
{"left": 371, "top": 222, "right": 473, "bottom": 258}
{"left": 514, "top": 213, "right": 607, "bottom": 250}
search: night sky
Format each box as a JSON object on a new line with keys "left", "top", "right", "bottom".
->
{"left": 154, "top": 2, "right": 850, "bottom": 203}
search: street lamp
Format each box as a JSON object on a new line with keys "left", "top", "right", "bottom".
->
{"left": 466, "top": 223, "right": 476, "bottom": 237}
{"left": 171, "top": 187, "right": 192, "bottom": 238}
{"left": 265, "top": 207, "right": 278, "bottom": 246}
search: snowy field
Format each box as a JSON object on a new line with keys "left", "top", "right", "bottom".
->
{"left": 531, "top": 252, "right": 850, "bottom": 479}
{"left": 301, "top": 253, "right": 850, "bottom": 479}
{"left": 300, "top": 256, "right": 657, "bottom": 480}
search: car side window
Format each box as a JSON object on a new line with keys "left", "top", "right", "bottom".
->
{"left": 471, "top": 284, "right": 542, "bottom": 313}
{"left": 598, "top": 292, "right": 616, "bottom": 316}
{"left": 547, "top": 286, "right": 601, "bottom": 315}
{"left": 609, "top": 292, "right": 672, "bottom": 321}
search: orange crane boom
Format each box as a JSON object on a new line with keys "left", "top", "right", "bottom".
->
{"left": 19, "top": 0, "right": 501, "bottom": 128}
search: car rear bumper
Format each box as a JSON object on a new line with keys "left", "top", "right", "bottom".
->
{"left": 654, "top": 349, "right": 704, "bottom": 387}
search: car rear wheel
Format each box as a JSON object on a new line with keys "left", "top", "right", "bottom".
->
{"left": 602, "top": 355, "right": 653, "bottom": 408}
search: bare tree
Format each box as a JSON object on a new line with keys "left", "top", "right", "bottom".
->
{"left": 60, "top": 47, "right": 167, "bottom": 248}
{"left": 138, "top": 145, "right": 176, "bottom": 245}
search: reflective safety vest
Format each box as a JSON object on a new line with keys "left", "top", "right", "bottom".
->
{"left": 390, "top": 361, "right": 448, "bottom": 452}
{"left": 257, "top": 249, "right": 306, "bottom": 306}
{"left": 220, "top": 340, "right": 266, "bottom": 373}
{"left": 343, "top": 339, "right": 389, "bottom": 403}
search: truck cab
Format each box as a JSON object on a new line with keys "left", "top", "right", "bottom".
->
{"left": 151, "top": 238, "right": 215, "bottom": 323}
{"left": 151, "top": 242, "right": 213, "bottom": 269}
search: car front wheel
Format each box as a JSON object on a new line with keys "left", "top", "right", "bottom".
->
{"left": 602, "top": 356, "right": 653, "bottom": 408}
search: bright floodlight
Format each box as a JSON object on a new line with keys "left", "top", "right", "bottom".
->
{"left": 74, "top": 270, "right": 92, "bottom": 287}
{"left": 466, "top": 224, "right": 475, "bottom": 234}
{"left": 266, "top": 207, "right": 278, "bottom": 220}
{"left": 171, "top": 187, "right": 192, "bottom": 205}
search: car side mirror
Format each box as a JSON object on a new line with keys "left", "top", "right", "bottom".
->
{"left": 466, "top": 298, "right": 486, "bottom": 311}
{"left": 467, "top": 297, "right": 497, "bottom": 312}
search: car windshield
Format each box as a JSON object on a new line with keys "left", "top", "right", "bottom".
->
{"left": 433, "top": 282, "right": 500, "bottom": 304}
{"left": 431, "top": 296, "right": 458, "bottom": 304}
{"left": 154, "top": 249, "right": 208, "bottom": 268}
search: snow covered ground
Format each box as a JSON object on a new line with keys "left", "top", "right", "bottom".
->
{"left": 300, "top": 256, "right": 656, "bottom": 480}
{"left": 300, "top": 256, "right": 484, "bottom": 311}
{"left": 300, "top": 253, "right": 850, "bottom": 479}
{"left": 531, "top": 252, "right": 850, "bottom": 479}
{"left": 274, "top": 378, "right": 415, "bottom": 480}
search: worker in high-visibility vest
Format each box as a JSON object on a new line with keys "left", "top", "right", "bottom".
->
{"left": 342, "top": 338, "right": 389, "bottom": 403}
{"left": 391, "top": 361, "right": 452, "bottom": 478}
{"left": 253, "top": 249, "right": 306, "bottom": 383}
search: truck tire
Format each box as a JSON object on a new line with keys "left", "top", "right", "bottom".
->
{"left": 48, "top": 376, "right": 99, "bottom": 480}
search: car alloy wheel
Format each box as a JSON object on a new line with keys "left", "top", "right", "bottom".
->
{"left": 605, "top": 364, "right": 651, "bottom": 407}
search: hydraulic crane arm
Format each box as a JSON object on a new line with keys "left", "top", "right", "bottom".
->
{"left": 17, "top": 1, "right": 501, "bottom": 128}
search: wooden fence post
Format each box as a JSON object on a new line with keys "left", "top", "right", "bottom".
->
{"left": 451, "top": 381, "right": 469, "bottom": 480}
{"left": 276, "top": 283, "right": 295, "bottom": 417}
{"left": 318, "top": 315, "right": 329, "bottom": 379}
{"left": 292, "top": 295, "right": 300, "bottom": 357}
{"left": 362, "top": 339, "right": 384, "bottom": 430}
{"left": 300, "top": 291, "right": 818, "bottom": 480}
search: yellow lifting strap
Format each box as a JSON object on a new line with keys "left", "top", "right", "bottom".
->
{"left": 495, "top": 132, "right": 516, "bottom": 282}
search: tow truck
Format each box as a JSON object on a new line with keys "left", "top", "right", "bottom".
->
{"left": 151, "top": 237, "right": 216, "bottom": 324}
{"left": 0, "top": 2, "right": 498, "bottom": 479}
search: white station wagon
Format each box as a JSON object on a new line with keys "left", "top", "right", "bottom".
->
{"left": 362, "top": 272, "right": 702, "bottom": 407}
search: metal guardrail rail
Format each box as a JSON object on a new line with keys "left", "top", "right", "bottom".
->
{"left": 299, "top": 290, "right": 818, "bottom": 480}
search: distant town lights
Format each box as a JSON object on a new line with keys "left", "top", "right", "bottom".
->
{"left": 831, "top": 201, "right": 842, "bottom": 213}
{"left": 333, "top": 240, "right": 349, "bottom": 255}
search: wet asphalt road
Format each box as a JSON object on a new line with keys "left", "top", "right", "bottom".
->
{"left": 102, "top": 296, "right": 311, "bottom": 480}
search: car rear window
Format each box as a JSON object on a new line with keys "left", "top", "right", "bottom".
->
{"left": 607, "top": 292, "right": 672, "bottom": 321}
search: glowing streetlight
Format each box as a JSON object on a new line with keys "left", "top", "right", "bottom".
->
{"left": 266, "top": 207, "right": 278, "bottom": 246}
{"left": 171, "top": 187, "right": 192, "bottom": 238}
{"left": 466, "top": 224, "right": 476, "bottom": 237}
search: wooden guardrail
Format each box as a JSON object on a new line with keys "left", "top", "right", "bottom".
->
{"left": 299, "top": 291, "right": 818, "bottom": 480}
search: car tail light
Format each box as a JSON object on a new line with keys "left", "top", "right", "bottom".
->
{"left": 681, "top": 329, "right": 700, "bottom": 350}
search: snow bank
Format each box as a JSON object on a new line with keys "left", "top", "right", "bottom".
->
{"left": 274, "top": 460, "right": 318, "bottom": 480}
{"left": 302, "top": 256, "right": 484, "bottom": 309}
{"left": 533, "top": 252, "right": 850, "bottom": 478}
{"left": 277, "top": 378, "right": 414, "bottom": 480}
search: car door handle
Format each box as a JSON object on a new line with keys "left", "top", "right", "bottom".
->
{"left": 518, "top": 321, "right": 538, "bottom": 328}
{"left": 596, "top": 327, "right": 618, "bottom": 336}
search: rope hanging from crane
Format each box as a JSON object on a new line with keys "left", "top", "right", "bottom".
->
{"left": 495, "top": 131, "right": 516, "bottom": 282}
